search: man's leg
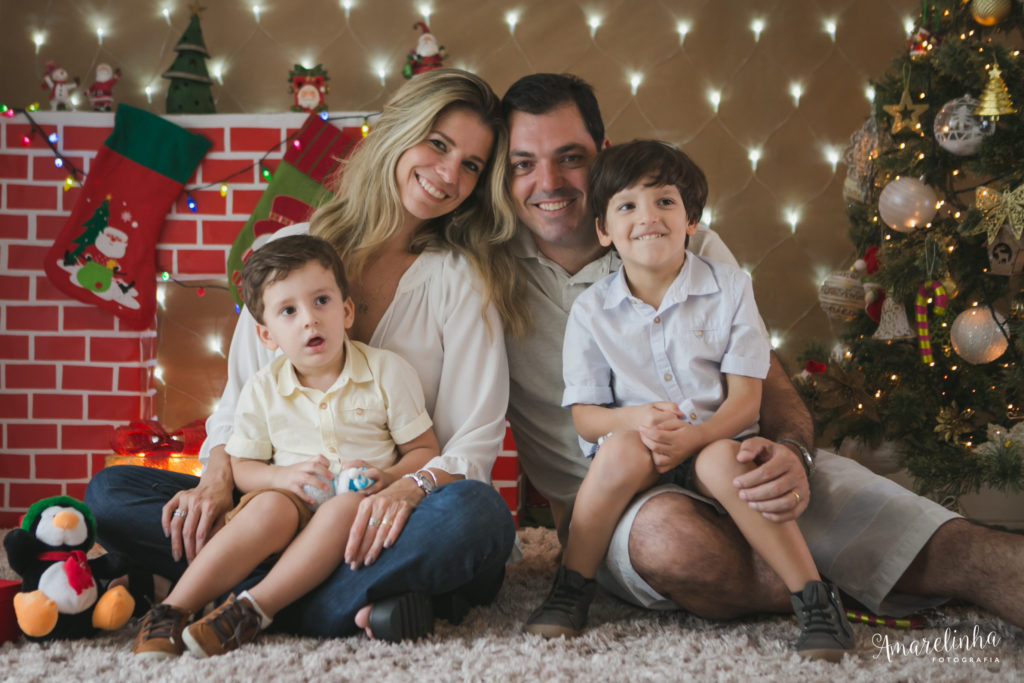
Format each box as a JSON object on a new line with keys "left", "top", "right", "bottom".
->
{"left": 85, "top": 465, "right": 199, "bottom": 581}
{"left": 249, "top": 479, "right": 515, "bottom": 637}
{"left": 895, "top": 519, "right": 1024, "bottom": 627}
{"left": 627, "top": 491, "right": 791, "bottom": 618}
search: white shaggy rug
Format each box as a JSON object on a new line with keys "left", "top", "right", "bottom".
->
{"left": 2, "top": 527, "right": 1022, "bottom": 682}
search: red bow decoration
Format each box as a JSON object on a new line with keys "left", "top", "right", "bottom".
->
{"left": 804, "top": 360, "right": 827, "bottom": 374}
{"left": 110, "top": 419, "right": 206, "bottom": 456}
{"left": 37, "top": 550, "right": 94, "bottom": 595}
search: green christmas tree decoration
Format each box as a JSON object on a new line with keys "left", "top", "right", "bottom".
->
{"left": 64, "top": 196, "right": 110, "bottom": 264}
{"left": 162, "top": 4, "right": 216, "bottom": 114}
{"left": 800, "top": 1, "right": 1024, "bottom": 503}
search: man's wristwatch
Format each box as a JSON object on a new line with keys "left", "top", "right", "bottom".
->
{"left": 778, "top": 438, "right": 815, "bottom": 475}
{"left": 403, "top": 470, "right": 437, "bottom": 495}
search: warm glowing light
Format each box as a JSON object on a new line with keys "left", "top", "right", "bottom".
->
{"left": 703, "top": 207, "right": 714, "bottom": 226}
{"left": 95, "top": 26, "right": 105, "bottom": 44}
{"left": 145, "top": 85, "right": 154, "bottom": 103}
{"left": 824, "top": 18, "right": 837, "bottom": 40}
{"left": 161, "top": 6, "right": 171, "bottom": 24}
{"left": 770, "top": 334, "right": 782, "bottom": 349}
{"left": 157, "top": 286, "right": 167, "bottom": 308}
{"left": 210, "top": 61, "right": 225, "bottom": 85}
{"left": 341, "top": 0, "right": 353, "bottom": 17}
{"left": 373, "top": 61, "right": 388, "bottom": 85}
{"left": 32, "top": 31, "right": 46, "bottom": 53}
{"left": 220, "top": 184, "right": 228, "bottom": 197}
{"left": 789, "top": 82, "right": 804, "bottom": 106}
{"left": 707, "top": 89, "right": 722, "bottom": 113}
{"left": 154, "top": 366, "right": 165, "bottom": 382}
{"left": 747, "top": 147, "right": 762, "bottom": 171}
{"left": 505, "top": 10, "right": 519, "bottom": 33}
{"left": 252, "top": 5, "right": 261, "bottom": 21}
{"left": 785, "top": 207, "right": 801, "bottom": 233}
{"left": 865, "top": 85, "right": 875, "bottom": 103}
{"left": 629, "top": 72, "right": 643, "bottom": 96}
{"left": 588, "top": 14, "right": 602, "bottom": 36}
{"left": 676, "top": 21, "right": 691, "bottom": 43}
{"left": 418, "top": 3, "right": 432, "bottom": 22}
{"left": 903, "top": 17, "right": 915, "bottom": 36}
{"left": 207, "top": 335, "right": 223, "bottom": 355}
{"left": 824, "top": 145, "right": 841, "bottom": 172}
{"left": 750, "top": 18, "right": 765, "bottom": 41}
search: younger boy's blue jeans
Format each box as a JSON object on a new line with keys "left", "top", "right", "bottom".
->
{"left": 85, "top": 465, "right": 515, "bottom": 636}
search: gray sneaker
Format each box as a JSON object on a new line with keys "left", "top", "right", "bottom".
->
{"left": 524, "top": 565, "right": 597, "bottom": 638}
{"left": 791, "top": 580, "right": 855, "bottom": 661}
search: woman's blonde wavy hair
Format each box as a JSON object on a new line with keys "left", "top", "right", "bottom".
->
{"left": 309, "top": 68, "right": 528, "bottom": 338}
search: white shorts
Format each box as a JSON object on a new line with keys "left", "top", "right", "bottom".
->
{"left": 596, "top": 450, "right": 961, "bottom": 616}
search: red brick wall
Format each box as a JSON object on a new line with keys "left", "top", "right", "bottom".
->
{"left": 0, "top": 112, "right": 520, "bottom": 528}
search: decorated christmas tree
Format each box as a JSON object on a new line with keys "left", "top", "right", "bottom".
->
{"left": 162, "top": 5, "right": 216, "bottom": 114}
{"left": 803, "top": 0, "right": 1024, "bottom": 503}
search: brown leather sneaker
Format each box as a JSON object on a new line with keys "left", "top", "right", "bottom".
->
{"left": 182, "top": 593, "right": 262, "bottom": 658}
{"left": 132, "top": 603, "right": 191, "bottom": 659}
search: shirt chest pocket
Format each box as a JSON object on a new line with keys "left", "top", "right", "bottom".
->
{"left": 340, "top": 406, "right": 388, "bottom": 427}
{"left": 677, "top": 324, "right": 730, "bottom": 360}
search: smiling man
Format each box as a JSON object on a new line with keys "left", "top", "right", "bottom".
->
{"left": 501, "top": 73, "right": 1024, "bottom": 628}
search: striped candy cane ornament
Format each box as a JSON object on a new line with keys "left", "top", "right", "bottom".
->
{"left": 915, "top": 281, "right": 947, "bottom": 364}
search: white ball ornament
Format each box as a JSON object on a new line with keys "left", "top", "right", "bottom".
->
{"left": 819, "top": 270, "right": 864, "bottom": 321}
{"left": 933, "top": 96, "right": 994, "bottom": 155}
{"left": 879, "top": 177, "right": 938, "bottom": 232}
{"left": 950, "top": 305, "right": 1009, "bottom": 364}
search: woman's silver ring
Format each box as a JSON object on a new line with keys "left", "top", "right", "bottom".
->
{"left": 173, "top": 509, "right": 187, "bottom": 518}
{"left": 368, "top": 517, "right": 381, "bottom": 528}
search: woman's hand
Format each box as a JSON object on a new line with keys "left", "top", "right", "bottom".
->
{"left": 161, "top": 447, "right": 235, "bottom": 563}
{"left": 344, "top": 475, "right": 424, "bottom": 570}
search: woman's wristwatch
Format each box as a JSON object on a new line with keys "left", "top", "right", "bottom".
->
{"left": 778, "top": 438, "right": 815, "bottom": 475}
{"left": 403, "top": 469, "right": 437, "bottom": 495}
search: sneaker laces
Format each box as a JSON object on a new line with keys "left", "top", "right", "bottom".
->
{"left": 205, "top": 598, "right": 261, "bottom": 649}
{"left": 543, "top": 574, "right": 586, "bottom": 614}
{"left": 140, "top": 604, "right": 185, "bottom": 640}
{"left": 797, "top": 601, "right": 841, "bottom": 635}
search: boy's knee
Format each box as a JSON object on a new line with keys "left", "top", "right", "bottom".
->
{"left": 694, "top": 439, "right": 749, "bottom": 483}
{"left": 245, "top": 490, "right": 301, "bottom": 529}
{"left": 594, "top": 431, "right": 652, "bottom": 472}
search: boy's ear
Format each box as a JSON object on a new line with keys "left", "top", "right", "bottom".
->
{"left": 595, "top": 217, "right": 613, "bottom": 248}
{"left": 686, "top": 217, "right": 700, "bottom": 235}
{"left": 255, "top": 323, "right": 279, "bottom": 351}
{"left": 343, "top": 296, "right": 355, "bottom": 330}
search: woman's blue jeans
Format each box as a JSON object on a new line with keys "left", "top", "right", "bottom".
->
{"left": 85, "top": 465, "right": 515, "bottom": 636}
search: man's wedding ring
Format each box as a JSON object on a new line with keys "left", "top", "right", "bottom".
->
{"left": 173, "top": 509, "right": 187, "bottom": 518}
{"left": 381, "top": 519, "right": 392, "bottom": 527}
{"left": 368, "top": 517, "right": 381, "bottom": 527}
{"left": 791, "top": 490, "right": 801, "bottom": 504}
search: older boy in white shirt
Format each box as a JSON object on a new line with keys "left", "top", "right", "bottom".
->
{"left": 524, "top": 141, "right": 853, "bottom": 661}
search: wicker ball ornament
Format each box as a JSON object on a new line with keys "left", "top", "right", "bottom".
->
{"left": 950, "top": 305, "right": 1009, "bottom": 364}
{"left": 879, "top": 177, "right": 938, "bottom": 232}
{"left": 971, "top": 0, "right": 1012, "bottom": 25}
{"left": 819, "top": 270, "right": 865, "bottom": 321}
{"left": 933, "top": 96, "right": 994, "bottom": 155}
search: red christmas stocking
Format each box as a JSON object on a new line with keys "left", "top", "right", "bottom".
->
{"left": 44, "top": 104, "right": 210, "bottom": 329}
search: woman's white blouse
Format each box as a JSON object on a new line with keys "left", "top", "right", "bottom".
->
{"left": 200, "top": 223, "right": 510, "bottom": 484}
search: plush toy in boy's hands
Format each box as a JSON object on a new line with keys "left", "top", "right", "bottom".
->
{"left": 303, "top": 467, "right": 376, "bottom": 509}
{"left": 3, "top": 496, "right": 135, "bottom": 640}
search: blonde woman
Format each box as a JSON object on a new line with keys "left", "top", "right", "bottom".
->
{"left": 88, "top": 69, "right": 523, "bottom": 645}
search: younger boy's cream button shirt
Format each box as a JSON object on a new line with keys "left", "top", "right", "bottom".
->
{"left": 226, "top": 338, "right": 433, "bottom": 474}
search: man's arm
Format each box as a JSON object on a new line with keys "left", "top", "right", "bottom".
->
{"left": 732, "top": 352, "right": 812, "bottom": 522}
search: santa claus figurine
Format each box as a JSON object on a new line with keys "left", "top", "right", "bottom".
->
{"left": 403, "top": 22, "right": 447, "bottom": 79}
{"left": 86, "top": 64, "right": 121, "bottom": 112}
{"left": 42, "top": 61, "right": 80, "bottom": 111}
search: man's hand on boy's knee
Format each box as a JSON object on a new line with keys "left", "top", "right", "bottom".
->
{"left": 732, "top": 437, "right": 809, "bottom": 522}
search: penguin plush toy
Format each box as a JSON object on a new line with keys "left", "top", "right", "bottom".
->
{"left": 3, "top": 496, "right": 135, "bottom": 640}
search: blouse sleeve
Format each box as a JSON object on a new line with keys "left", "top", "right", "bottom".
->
{"left": 421, "top": 257, "right": 509, "bottom": 484}
{"left": 198, "top": 305, "right": 277, "bottom": 464}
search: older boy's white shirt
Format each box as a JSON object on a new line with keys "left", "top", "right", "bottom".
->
{"left": 561, "top": 252, "right": 770, "bottom": 455}
{"left": 202, "top": 223, "right": 510, "bottom": 484}
{"left": 506, "top": 225, "right": 752, "bottom": 504}
{"left": 226, "top": 339, "right": 433, "bottom": 472}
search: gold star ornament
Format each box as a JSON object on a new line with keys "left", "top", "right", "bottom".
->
{"left": 883, "top": 87, "right": 928, "bottom": 135}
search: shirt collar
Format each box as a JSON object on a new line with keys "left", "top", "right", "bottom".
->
{"left": 273, "top": 337, "right": 373, "bottom": 396}
{"left": 603, "top": 251, "right": 719, "bottom": 309}
{"left": 513, "top": 225, "right": 619, "bottom": 284}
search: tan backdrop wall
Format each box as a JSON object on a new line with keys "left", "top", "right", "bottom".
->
{"left": 1, "top": 0, "right": 918, "bottom": 362}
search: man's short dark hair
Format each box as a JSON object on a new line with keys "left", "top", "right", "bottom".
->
{"left": 240, "top": 234, "right": 349, "bottom": 324}
{"left": 501, "top": 73, "right": 605, "bottom": 150}
{"left": 588, "top": 140, "right": 708, "bottom": 230}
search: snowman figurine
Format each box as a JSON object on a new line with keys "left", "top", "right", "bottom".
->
{"left": 42, "top": 61, "right": 80, "bottom": 111}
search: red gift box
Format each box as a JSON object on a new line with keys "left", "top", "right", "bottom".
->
{"left": 0, "top": 579, "right": 22, "bottom": 644}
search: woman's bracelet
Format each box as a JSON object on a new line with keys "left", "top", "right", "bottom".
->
{"left": 416, "top": 468, "right": 439, "bottom": 488}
